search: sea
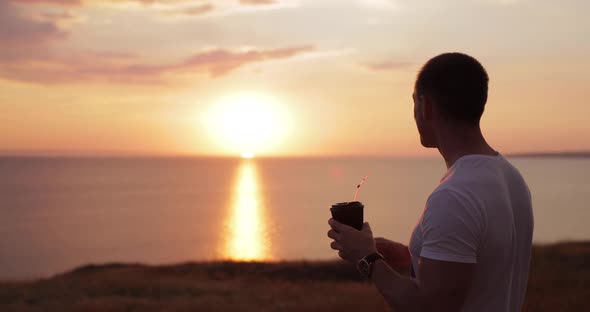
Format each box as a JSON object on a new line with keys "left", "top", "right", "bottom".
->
{"left": 1, "top": 156, "right": 589, "bottom": 280}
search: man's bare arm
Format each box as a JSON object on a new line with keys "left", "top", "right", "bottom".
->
{"left": 370, "top": 257, "right": 474, "bottom": 312}
{"left": 375, "top": 237, "right": 411, "bottom": 273}
{"left": 326, "top": 219, "right": 474, "bottom": 311}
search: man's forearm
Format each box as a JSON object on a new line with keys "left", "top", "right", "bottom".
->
{"left": 370, "top": 259, "right": 423, "bottom": 312}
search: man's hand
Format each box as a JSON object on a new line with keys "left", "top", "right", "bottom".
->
{"left": 327, "top": 218, "right": 378, "bottom": 263}
{"left": 375, "top": 237, "right": 411, "bottom": 270}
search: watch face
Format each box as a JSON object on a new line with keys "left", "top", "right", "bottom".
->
{"left": 357, "top": 259, "right": 370, "bottom": 278}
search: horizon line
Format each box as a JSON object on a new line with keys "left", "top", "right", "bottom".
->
{"left": 1, "top": 150, "right": 589, "bottom": 159}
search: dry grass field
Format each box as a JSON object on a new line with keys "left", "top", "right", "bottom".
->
{"left": 1, "top": 242, "right": 589, "bottom": 311}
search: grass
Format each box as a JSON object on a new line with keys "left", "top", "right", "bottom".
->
{"left": 523, "top": 242, "right": 590, "bottom": 311}
{"left": 1, "top": 242, "right": 589, "bottom": 311}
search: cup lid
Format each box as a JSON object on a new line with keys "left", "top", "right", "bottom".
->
{"left": 331, "top": 201, "right": 363, "bottom": 208}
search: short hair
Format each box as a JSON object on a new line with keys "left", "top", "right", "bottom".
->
{"left": 415, "top": 53, "right": 489, "bottom": 125}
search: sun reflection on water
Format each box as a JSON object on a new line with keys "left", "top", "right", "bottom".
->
{"left": 223, "top": 160, "right": 271, "bottom": 261}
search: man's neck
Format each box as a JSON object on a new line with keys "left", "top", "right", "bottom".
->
{"left": 436, "top": 124, "right": 498, "bottom": 169}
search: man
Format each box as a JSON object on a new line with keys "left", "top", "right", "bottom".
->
{"left": 327, "top": 53, "right": 534, "bottom": 312}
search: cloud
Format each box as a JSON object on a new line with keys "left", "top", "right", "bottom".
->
{"left": 0, "top": 0, "right": 313, "bottom": 85}
{"left": 0, "top": 45, "right": 315, "bottom": 85}
{"left": 0, "top": 1, "right": 66, "bottom": 62}
{"left": 362, "top": 61, "right": 415, "bottom": 72}
{"left": 91, "top": 45, "right": 315, "bottom": 79}
{"left": 356, "top": 0, "right": 397, "bottom": 10}
{"left": 9, "top": 0, "right": 196, "bottom": 6}
{"left": 188, "top": 45, "right": 313, "bottom": 77}
{"left": 239, "top": 0, "right": 278, "bottom": 5}
{"left": 11, "top": 0, "right": 225, "bottom": 19}
{"left": 10, "top": 0, "right": 295, "bottom": 19}
{"left": 10, "top": 0, "right": 82, "bottom": 5}
{"left": 297, "top": 48, "right": 355, "bottom": 60}
{"left": 161, "top": 3, "right": 215, "bottom": 16}
{"left": 38, "top": 10, "right": 78, "bottom": 21}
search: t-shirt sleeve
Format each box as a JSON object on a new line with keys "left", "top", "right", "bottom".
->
{"left": 420, "top": 189, "right": 483, "bottom": 264}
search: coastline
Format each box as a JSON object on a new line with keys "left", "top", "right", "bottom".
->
{"left": 1, "top": 242, "right": 589, "bottom": 311}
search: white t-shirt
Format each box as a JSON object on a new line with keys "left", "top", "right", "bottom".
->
{"left": 409, "top": 154, "right": 534, "bottom": 312}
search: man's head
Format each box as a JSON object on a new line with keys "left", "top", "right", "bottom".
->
{"left": 413, "top": 53, "right": 489, "bottom": 148}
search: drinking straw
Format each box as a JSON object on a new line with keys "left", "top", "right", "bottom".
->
{"left": 353, "top": 174, "right": 370, "bottom": 201}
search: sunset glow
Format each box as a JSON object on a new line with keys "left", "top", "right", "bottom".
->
{"left": 224, "top": 160, "right": 271, "bottom": 261}
{"left": 0, "top": 0, "right": 588, "bottom": 157}
{"left": 241, "top": 152, "right": 255, "bottom": 159}
{"left": 203, "top": 93, "right": 291, "bottom": 157}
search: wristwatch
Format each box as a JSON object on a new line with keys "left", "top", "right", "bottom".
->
{"left": 357, "top": 252, "right": 385, "bottom": 279}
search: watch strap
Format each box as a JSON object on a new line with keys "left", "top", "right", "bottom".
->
{"left": 363, "top": 252, "right": 385, "bottom": 265}
{"left": 362, "top": 252, "right": 384, "bottom": 279}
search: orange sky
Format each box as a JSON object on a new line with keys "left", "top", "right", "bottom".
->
{"left": 0, "top": 0, "right": 589, "bottom": 157}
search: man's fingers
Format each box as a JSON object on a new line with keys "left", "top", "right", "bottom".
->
{"left": 330, "top": 241, "right": 343, "bottom": 250}
{"left": 327, "top": 229, "right": 341, "bottom": 240}
{"left": 338, "top": 250, "right": 350, "bottom": 261}
{"left": 362, "top": 222, "right": 372, "bottom": 233}
{"left": 328, "top": 218, "right": 355, "bottom": 232}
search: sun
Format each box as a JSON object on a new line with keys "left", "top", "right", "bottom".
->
{"left": 203, "top": 93, "right": 291, "bottom": 157}
{"left": 241, "top": 151, "right": 255, "bottom": 159}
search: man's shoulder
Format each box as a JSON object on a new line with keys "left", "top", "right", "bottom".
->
{"left": 439, "top": 156, "right": 522, "bottom": 191}
{"left": 426, "top": 188, "right": 471, "bottom": 214}
{"left": 428, "top": 171, "right": 491, "bottom": 214}
{"left": 429, "top": 156, "right": 530, "bottom": 215}
{"left": 432, "top": 173, "right": 474, "bottom": 202}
